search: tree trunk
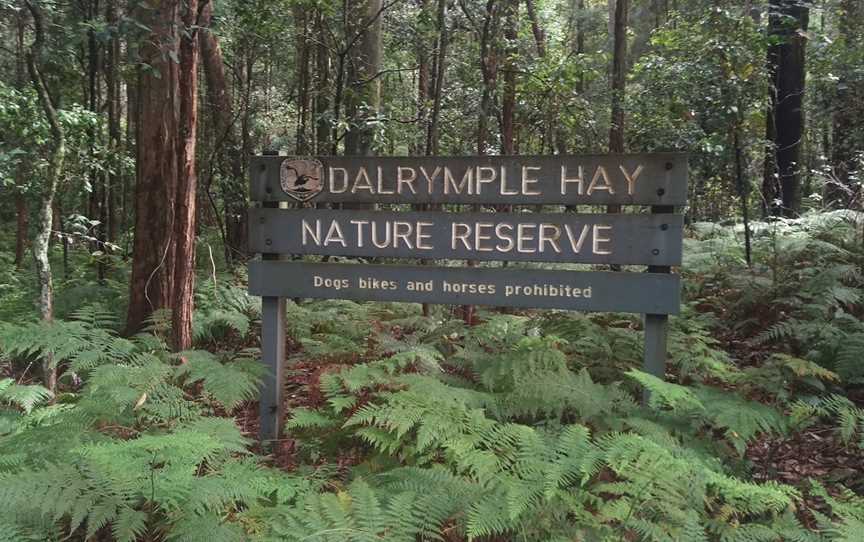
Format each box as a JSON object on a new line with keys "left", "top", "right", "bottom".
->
{"left": 465, "top": 0, "right": 502, "bottom": 324}
{"left": 171, "top": 0, "right": 201, "bottom": 351}
{"left": 763, "top": 0, "right": 809, "bottom": 217}
{"left": 574, "top": 0, "right": 586, "bottom": 102}
{"left": 15, "top": 194, "right": 28, "bottom": 269}
{"left": 477, "top": 0, "right": 501, "bottom": 156}
{"left": 200, "top": 1, "right": 246, "bottom": 264}
{"left": 314, "top": 10, "right": 331, "bottom": 154}
{"left": 829, "top": 0, "right": 863, "bottom": 208}
{"left": 124, "top": 31, "right": 137, "bottom": 247}
{"left": 525, "top": 0, "right": 545, "bottom": 57}
{"left": 86, "top": 0, "right": 106, "bottom": 280}
{"left": 426, "top": 0, "right": 447, "bottom": 156}
{"left": 607, "top": 0, "right": 628, "bottom": 259}
{"left": 104, "top": 0, "right": 121, "bottom": 245}
{"left": 734, "top": 125, "right": 752, "bottom": 267}
{"left": 294, "top": 5, "right": 311, "bottom": 155}
{"left": 609, "top": 0, "right": 628, "bottom": 154}
{"left": 126, "top": 0, "right": 180, "bottom": 335}
{"left": 501, "top": 0, "right": 518, "bottom": 155}
{"left": 344, "top": 0, "right": 384, "bottom": 157}
{"left": 416, "top": 0, "right": 431, "bottom": 155}
{"left": 25, "top": 0, "right": 66, "bottom": 393}
{"left": 14, "top": 10, "right": 28, "bottom": 269}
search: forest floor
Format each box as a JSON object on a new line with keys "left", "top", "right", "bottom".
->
{"left": 2, "top": 211, "right": 864, "bottom": 540}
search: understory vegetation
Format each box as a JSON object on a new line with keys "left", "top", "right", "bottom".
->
{"left": 1, "top": 210, "right": 863, "bottom": 541}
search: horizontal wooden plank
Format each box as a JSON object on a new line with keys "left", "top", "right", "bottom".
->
{"left": 249, "top": 153, "right": 688, "bottom": 205}
{"left": 248, "top": 261, "right": 681, "bottom": 315}
{"left": 248, "top": 208, "right": 683, "bottom": 266}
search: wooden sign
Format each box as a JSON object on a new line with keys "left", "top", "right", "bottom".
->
{"left": 249, "top": 261, "right": 681, "bottom": 315}
{"left": 250, "top": 153, "right": 688, "bottom": 205}
{"left": 247, "top": 153, "right": 688, "bottom": 442}
{"left": 249, "top": 208, "right": 684, "bottom": 266}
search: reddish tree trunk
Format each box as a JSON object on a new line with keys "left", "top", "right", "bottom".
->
{"left": 525, "top": 0, "right": 546, "bottom": 57}
{"left": 171, "top": 0, "right": 200, "bottom": 351}
{"left": 126, "top": 0, "right": 180, "bottom": 335}
{"left": 200, "top": 2, "right": 247, "bottom": 264}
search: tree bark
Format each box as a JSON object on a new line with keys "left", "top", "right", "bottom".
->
{"left": 314, "top": 10, "right": 331, "bottom": 154}
{"left": 501, "top": 0, "right": 518, "bottom": 155}
{"left": 575, "top": 0, "right": 586, "bottom": 95}
{"left": 829, "top": 0, "right": 863, "bottom": 208}
{"left": 14, "top": 9, "right": 28, "bottom": 269}
{"left": 104, "top": 0, "right": 121, "bottom": 245}
{"left": 294, "top": 5, "right": 311, "bottom": 154}
{"left": 86, "top": 0, "right": 106, "bottom": 280}
{"left": 126, "top": 0, "right": 180, "bottom": 335}
{"left": 199, "top": 1, "right": 246, "bottom": 264}
{"left": 24, "top": 0, "right": 66, "bottom": 392}
{"left": 171, "top": 0, "right": 201, "bottom": 351}
{"left": 607, "top": 0, "right": 628, "bottom": 253}
{"left": 426, "top": 0, "right": 447, "bottom": 156}
{"left": 344, "top": 0, "right": 384, "bottom": 157}
{"left": 525, "top": 0, "right": 545, "bottom": 57}
{"left": 465, "top": 0, "right": 502, "bottom": 324}
{"left": 477, "top": 0, "right": 501, "bottom": 156}
{"left": 416, "top": 0, "right": 431, "bottom": 156}
{"left": 609, "top": 0, "right": 628, "bottom": 154}
{"left": 763, "top": 0, "right": 809, "bottom": 217}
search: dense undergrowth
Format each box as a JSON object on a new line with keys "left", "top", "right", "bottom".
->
{"left": 1, "top": 210, "right": 863, "bottom": 541}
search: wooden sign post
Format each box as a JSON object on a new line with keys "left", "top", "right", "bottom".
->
{"left": 249, "top": 153, "right": 688, "bottom": 441}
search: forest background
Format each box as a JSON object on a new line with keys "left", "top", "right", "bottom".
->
{"left": 0, "top": 0, "right": 863, "bottom": 541}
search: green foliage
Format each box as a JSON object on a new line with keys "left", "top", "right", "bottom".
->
{"left": 192, "top": 278, "right": 259, "bottom": 346}
{"left": 177, "top": 350, "right": 261, "bottom": 411}
{"left": 0, "top": 315, "right": 298, "bottom": 540}
{"left": 3, "top": 209, "right": 864, "bottom": 540}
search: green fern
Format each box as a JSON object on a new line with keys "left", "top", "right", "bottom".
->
{"left": 0, "top": 378, "right": 53, "bottom": 414}
{"left": 177, "top": 350, "right": 261, "bottom": 410}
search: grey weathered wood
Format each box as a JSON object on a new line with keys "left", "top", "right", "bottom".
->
{"left": 258, "top": 150, "right": 285, "bottom": 443}
{"left": 642, "top": 203, "right": 674, "bottom": 403}
{"left": 248, "top": 261, "right": 681, "bottom": 315}
{"left": 643, "top": 313, "right": 668, "bottom": 377}
{"left": 249, "top": 153, "right": 688, "bottom": 205}
{"left": 259, "top": 296, "right": 286, "bottom": 442}
{"left": 248, "top": 208, "right": 684, "bottom": 266}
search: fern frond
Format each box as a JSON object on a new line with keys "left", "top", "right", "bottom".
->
{"left": 0, "top": 379, "right": 53, "bottom": 413}
{"left": 626, "top": 370, "right": 704, "bottom": 412}
{"left": 177, "top": 350, "right": 261, "bottom": 410}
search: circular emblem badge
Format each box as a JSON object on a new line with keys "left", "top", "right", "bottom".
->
{"left": 280, "top": 159, "right": 324, "bottom": 202}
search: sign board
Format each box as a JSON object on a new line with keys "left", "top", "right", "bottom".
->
{"left": 247, "top": 153, "right": 688, "bottom": 442}
{"left": 250, "top": 153, "right": 688, "bottom": 205}
{"left": 249, "top": 261, "right": 681, "bottom": 315}
{"left": 249, "top": 208, "right": 684, "bottom": 266}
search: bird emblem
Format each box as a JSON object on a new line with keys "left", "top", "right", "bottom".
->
{"left": 280, "top": 159, "right": 324, "bottom": 202}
